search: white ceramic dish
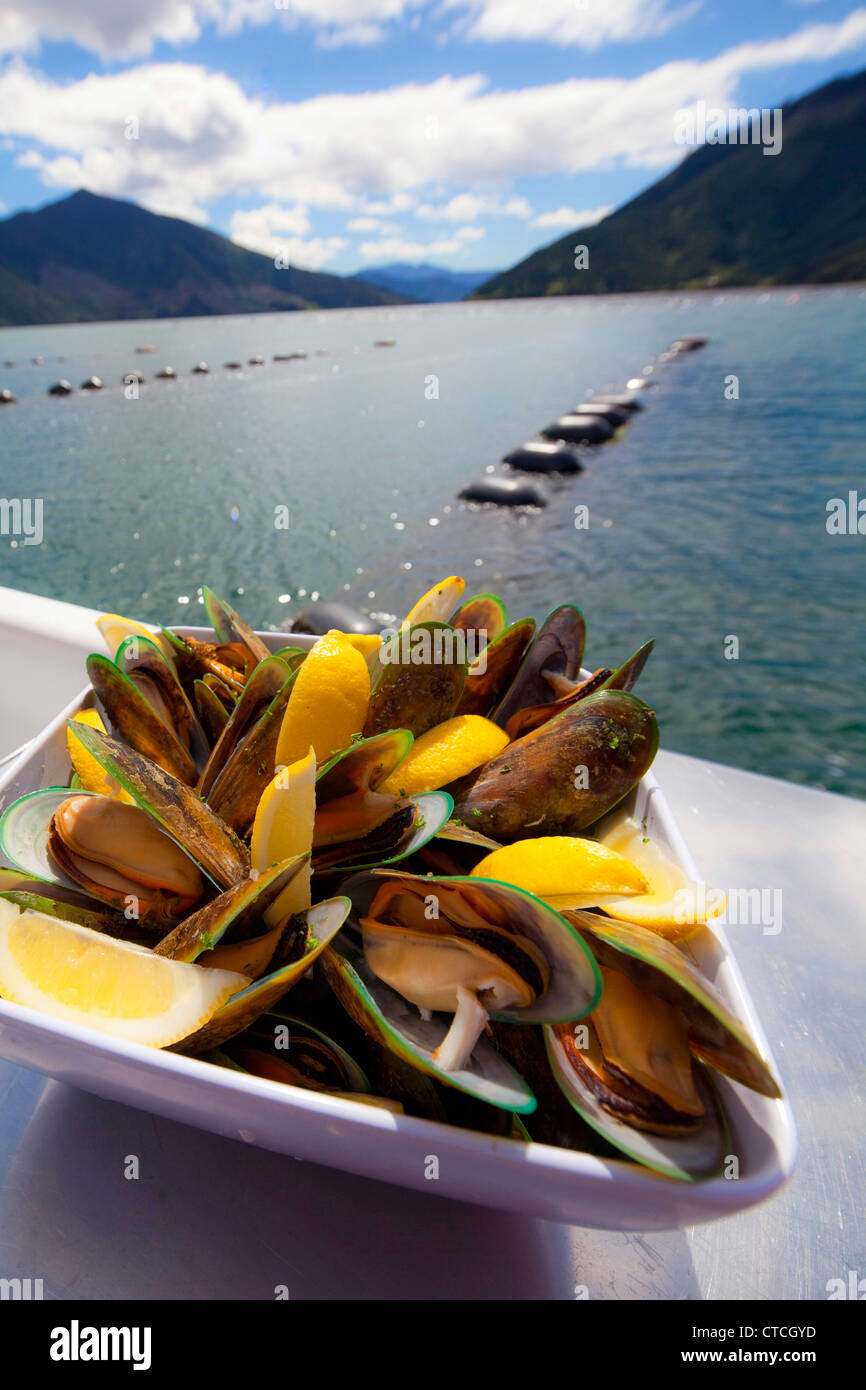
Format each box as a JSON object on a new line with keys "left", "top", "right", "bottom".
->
{"left": 0, "top": 627, "right": 797, "bottom": 1230}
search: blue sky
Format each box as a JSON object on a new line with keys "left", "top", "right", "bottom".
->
{"left": 1, "top": 0, "right": 865, "bottom": 276}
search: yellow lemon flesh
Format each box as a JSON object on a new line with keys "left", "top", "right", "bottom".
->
{"left": 402, "top": 576, "right": 465, "bottom": 629}
{"left": 67, "top": 709, "right": 133, "bottom": 802}
{"left": 96, "top": 613, "right": 166, "bottom": 660}
{"left": 596, "top": 814, "right": 726, "bottom": 939}
{"left": 0, "top": 899, "right": 248, "bottom": 1046}
{"left": 337, "top": 633, "right": 381, "bottom": 657}
{"left": 471, "top": 835, "right": 648, "bottom": 910}
{"left": 381, "top": 715, "right": 508, "bottom": 797}
{"left": 276, "top": 631, "right": 370, "bottom": 768}
{"left": 251, "top": 747, "right": 316, "bottom": 924}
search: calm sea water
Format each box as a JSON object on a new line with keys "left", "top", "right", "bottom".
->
{"left": 1, "top": 291, "right": 864, "bottom": 798}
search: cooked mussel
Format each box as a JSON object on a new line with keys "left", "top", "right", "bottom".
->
{"left": 323, "top": 869, "right": 600, "bottom": 1107}
{"left": 452, "top": 689, "right": 659, "bottom": 840}
{"left": 47, "top": 794, "right": 204, "bottom": 926}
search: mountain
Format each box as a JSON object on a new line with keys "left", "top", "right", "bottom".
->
{"left": 474, "top": 68, "right": 866, "bottom": 300}
{"left": 354, "top": 262, "right": 502, "bottom": 303}
{"left": 0, "top": 191, "right": 407, "bottom": 325}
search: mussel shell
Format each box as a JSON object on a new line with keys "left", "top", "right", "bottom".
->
{"left": 504, "top": 668, "right": 612, "bottom": 740}
{"left": 449, "top": 594, "right": 507, "bottom": 646}
{"left": 343, "top": 869, "right": 601, "bottom": 1024}
{"left": 452, "top": 689, "right": 659, "bottom": 839}
{"left": 194, "top": 679, "right": 230, "bottom": 744}
{"left": 0, "top": 787, "right": 100, "bottom": 889}
{"left": 202, "top": 586, "right": 271, "bottom": 666}
{"left": 87, "top": 654, "right": 199, "bottom": 785}
{"left": 363, "top": 622, "right": 467, "bottom": 738}
{"left": 231, "top": 1011, "right": 371, "bottom": 1094}
{"left": 455, "top": 618, "right": 536, "bottom": 717}
{"left": 154, "top": 855, "right": 310, "bottom": 962}
{"left": 0, "top": 867, "right": 149, "bottom": 943}
{"left": 68, "top": 723, "right": 250, "bottom": 887}
{"left": 320, "top": 941, "right": 537, "bottom": 1113}
{"left": 206, "top": 674, "right": 296, "bottom": 837}
{"left": 493, "top": 605, "right": 586, "bottom": 728}
{"left": 199, "top": 655, "right": 295, "bottom": 799}
{"left": 176, "top": 896, "right": 350, "bottom": 1053}
{"left": 545, "top": 1023, "right": 728, "bottom": 1179}
{"left": 490, "top": 1020, "right": 619, "bottom": 1155}
{"left": 116, "top": 635, "right": 209, "bottom": 767}
{"left": 312, "top": 792, "right": 454, "bottom": 873}
{"left": 566, "top": 910, "right": 782, "bottom": 1098}
{"left": 596, "top": 640, "right": 654, "bottom": 696}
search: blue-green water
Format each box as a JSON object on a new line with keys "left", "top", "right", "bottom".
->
{"left": 1, "top": 291, "right": 864, "bottom": 797}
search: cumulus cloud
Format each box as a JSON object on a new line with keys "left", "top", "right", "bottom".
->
{"left": 229, "top": 202, "right": 312, "bottom": 251}
{"left": 532, "top": 204, "right": 612, "bottom": 228}
{"left": 442, "top": 0, "right": 699, "bottom": 49}
{"left": 347, "top": 215, "right": 401, "bottom": 231}
{"left": 0, "top": 0, "right": 696, "bottom": 59}
{"left": 415, "top": 192, "right": 532, "bottom": 220}
{"left": 1, "top": 10, "right": 865, "bottom": 227}
{"left": 357, "top": 234, "right": 468, "bottom": 259}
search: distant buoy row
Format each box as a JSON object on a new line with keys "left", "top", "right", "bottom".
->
{"left": 457, "top": 334, "right": 707, "bottom": 507}
{"left": 0, "top": 343, "right": 398, "bottom": 402}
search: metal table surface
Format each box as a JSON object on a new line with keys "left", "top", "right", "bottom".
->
{"left": 1, "top": 748, "right": 863, "bottom": 1301}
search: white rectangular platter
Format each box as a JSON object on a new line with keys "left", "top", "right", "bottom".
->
{"left": 0, "top": 627, "right": 797, "bottom": 1231}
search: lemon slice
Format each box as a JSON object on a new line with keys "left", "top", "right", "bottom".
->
{"left": 0, "top": 899, "right": 248, "bottom": 1046}
{"left": 596, "top": 813, "right": 726, "bottom": 938}
{"left": 338, "top": 633, "right": 381, "bottom": 657}
{"left": 251, "top": 748, "right": 316, "bottom": 923}
{"left": 381, "top": 715, "right": 508, "bottom": 797}
{"left": 67, "top": 709, "right": 133, "bottom": 801}
{"left": 96, "top": 613, "right": 166, "bottom": 660}
{"left": 276, "top": 631, "right": 370, "bottom": 768}
{"left": 401, "top": 576, "right": 465, "bottom": 629}
{"left": 470, "top": 835, "right": 648, "bottom": 910}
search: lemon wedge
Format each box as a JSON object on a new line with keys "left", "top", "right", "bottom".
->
{"left": 402, "top": 576, "right": 465, "bottom": 629}
{"left": 67, "top": 709, "right": 133, "bottom": 801}
{"left": 596, "top": 813, "right": 726, "bottom": 939}
{"left": 471, "top": 835, "right": 648, "bottom": 910}
{"left": 96, "top": 613, "right": 167, "bottom": 660}
{"left": 276, "top": 631, "right": 370, "bottom": 767}
{"left": 381, "top": 715, "right": 508, "bottom": 797}
{"left": 0, "top": 899, "right": 248, "bottom": 1046}
{"left": 251, "top": 747, "right": 316, "bottom": 923}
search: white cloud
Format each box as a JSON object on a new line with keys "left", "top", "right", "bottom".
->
{"left": 456, "top": 223, "right": 485, "bottom": 239}
{"left": 0, "top": 0, "right": 702, "bottom": 59}
{"left": 347, "top": 215, "right": 401, "bottom": 231}
{"left": 442, "top": 0, "right": 699, "bottom": 48}
{"left": 532, "top": 204, "right": 612, "bottom": 228}
{"left": 415, "top": 192, "right": 531, "bottom": 220}
{"left": 229, "top": 202, "right": 312, "bottom": 253}
{"left": 1, "top": 10, "right": 865, "bottom": 226}
{"left": 271, "top": 235, "right": 348, "bottom": 269}
{"left": 357, "top": 234, "right": 468, "bottom": 259}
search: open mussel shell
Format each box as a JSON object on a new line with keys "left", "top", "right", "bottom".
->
{"left": 0, "top": 866, "right": 148, "bottom": 942}
{"left": 0, "top": 787, "right": 98, "bottom": 888}
{"left": 194, "top": 679, "right": 230, "bottom": 744}
{"left": 227, "top": 1011, "right": 372, "bottom": 1094}
{"left": 544, "top": 1024, "right": 728, "bottom": 1180}
{"left": 320, "top": 940, "right": 537, "bottom": 1113}
{"left": 205, "top": 672, "right": 297, "bottom": 838}
{"left": 68, "top": 723, "right": 250, "bottom": 887}
{"left": 500, "top": 638, "right": 653, "bottom": 742}
{"left": 176, "top": 896, "right": 351, "bottom": 1053}
{"left": 363, "top": 622, "right": 467, "bottom": 738}
{"left": 493, "top": 604, "right": 586, "bottom": 728}
{"left": 455, "top": 618, "right": 536, "bottom": 717}
{"left": 154, "top": 855, "right": 309, "bottom": 962}
{"left": 344, "top": 870, "right": 602, "bottom": 1025}
{"left": 449, "top": 593, "right": 508, "bottom": 646}
{"left": 198, "top": 655, "right": 294, "bottom": 799}
{"left": 202, "top": 586, "right": 271, "bottom": 666}
{"left": 311, "top": 730, "right": 453, "bottom": 872}
{"left": 567, "top": 911, "right": 782, "bottom": 1098}
{"left": 116, "top": 635, "right": 210, "bottom": 769}
{"left": 453, "top": 689, "right": 659, "bottom": 840}
{"left": 87, "top": 653, "right": 199, "bottom": 785}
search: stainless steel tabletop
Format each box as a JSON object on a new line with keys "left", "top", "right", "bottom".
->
{"left": 1, "top": 750, "right": 863, "bottom": 1300}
